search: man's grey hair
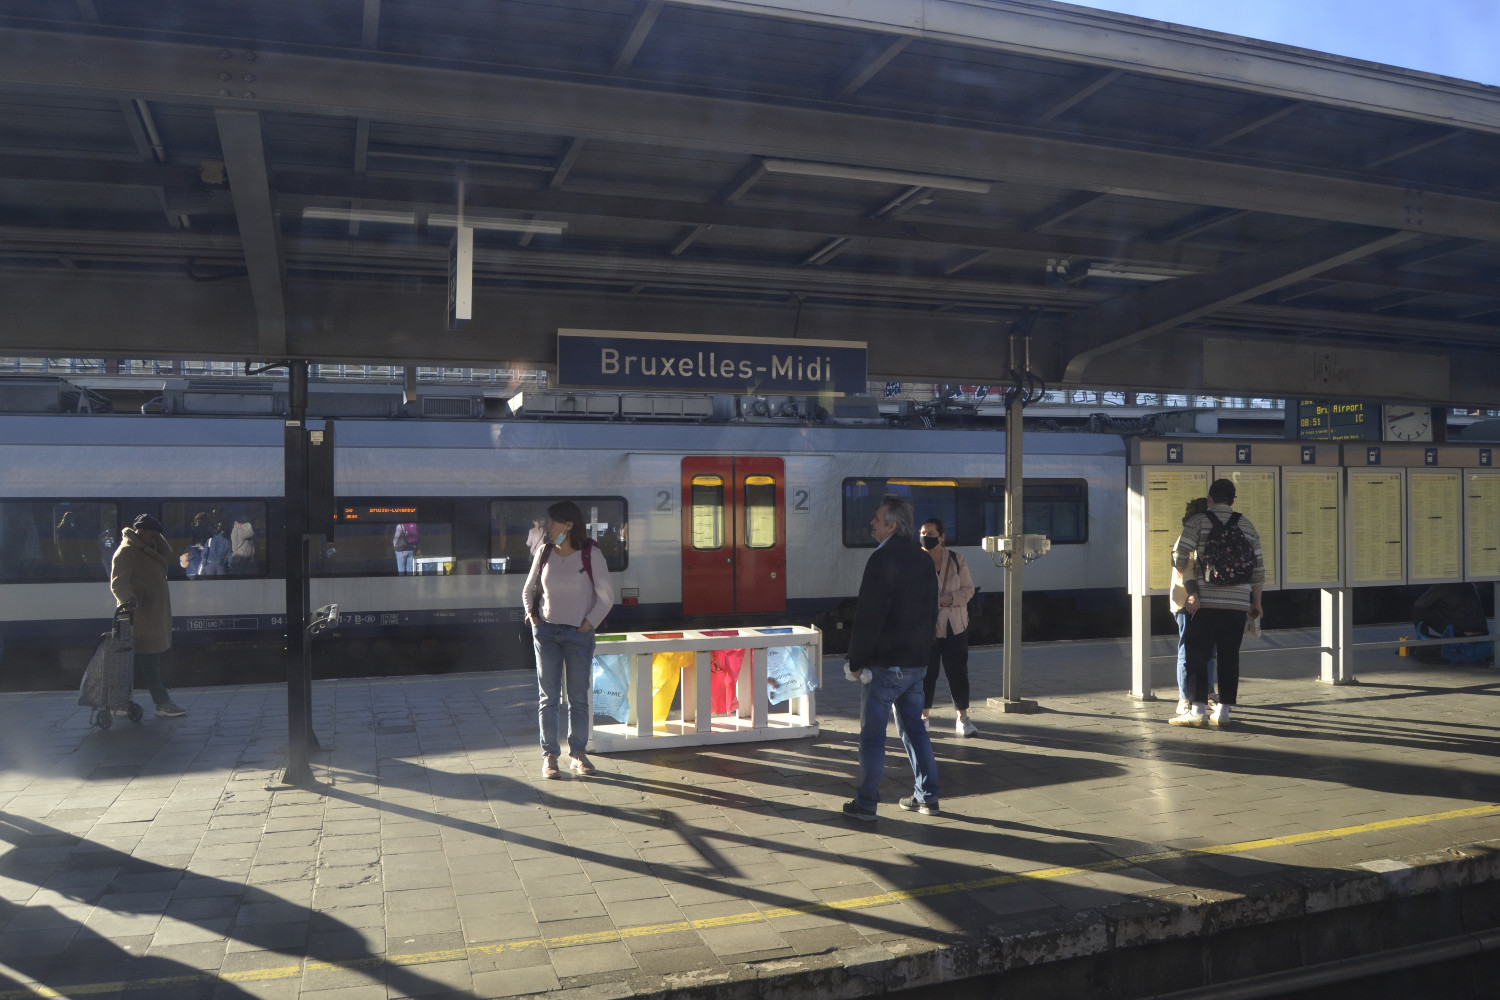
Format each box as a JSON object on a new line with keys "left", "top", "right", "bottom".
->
{"left": 877, "top": 495, "right": 915, "bottom": 538}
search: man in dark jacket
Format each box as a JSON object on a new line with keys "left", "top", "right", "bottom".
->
{"left": 843, "top": 496, "right": 940, "bottom": 822}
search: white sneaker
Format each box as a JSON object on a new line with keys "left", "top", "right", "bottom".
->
{"left": 1175, "top": 698, "right": 1189, "bottom": 715}
{"left": 1169, "top": 704, "right": 1208, "bottom": 728}
{"left": 956, "top": 716, "right": 977, "bottom": 737}
{"left": 1209, "top": 703, "right": 1230, "bottom": 728}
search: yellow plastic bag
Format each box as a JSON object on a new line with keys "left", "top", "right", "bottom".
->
{"left": 651, "top": 651, "right": 694, "bottom": 724}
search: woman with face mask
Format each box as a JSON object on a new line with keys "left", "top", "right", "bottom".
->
{"left": 523, "top": 501, "right": 615, "bottom": 779}
{"left": 918, "top": 518, "right": 978, "bottom": 736}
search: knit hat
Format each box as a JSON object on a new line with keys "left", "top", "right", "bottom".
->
{"left": 132, "top": 513, "right": 163, "bottom": 533}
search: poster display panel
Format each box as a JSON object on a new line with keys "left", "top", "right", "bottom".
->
{"left": 1215, "top": 467, "right": 1278, "bottom": 590}
{"left": 1347, "top": 469, "right": 1405, "bottom": 585}
{"left": 1143, "top": 467, "right": 1209, "bottom": 593}
{"left": 1281, "top": 469, "right": 1341, "bottom": 588}
{"left": 1407, "top": 471, "right": 1462, "bottom": 583}
{"left": 1466, "top": 471, "right": 1500, "bottom": 580}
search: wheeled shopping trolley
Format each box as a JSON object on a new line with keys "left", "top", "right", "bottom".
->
{"left": 78, "top": 606, "right": 143, "bottom": 729}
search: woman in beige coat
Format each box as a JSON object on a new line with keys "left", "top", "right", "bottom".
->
{"left": 109, "top": 514, "right": 186, "bottom": 717}
{"left": 918, "top": 518, "right": 978, "bottom": 736}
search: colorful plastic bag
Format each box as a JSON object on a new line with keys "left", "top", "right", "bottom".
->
{"left": 651, "top": 650, "right": 694, "bottom": 723}
{"left": 710, "top": 648, "right": 746, "bottom": 714}
{"left": 766, "top": 645, "right": 817, "bottom": 706}
{"left": 590, "top": 654, "right": 632, "bottom": 724}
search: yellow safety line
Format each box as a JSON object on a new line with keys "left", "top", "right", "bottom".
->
{"left": 3, "top": 801, "right": 1497, "bottom": 999}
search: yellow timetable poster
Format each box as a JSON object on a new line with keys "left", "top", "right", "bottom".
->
{"left": 1144, "top": 467, "right": 1208, "bottom": 592}
{"left": 1467, "top": 472, "right": 1500, "bottom": 579}
{"left": 1219, "top": 468, "right": 1277, "bottom": 589}
{"left": 1408, "top": 472, "right": 1460, "bottom": 581}
{"left": 1348, "top": 470, "right": 1404, "bottom": 584}
{"left": 1283, "top": 470, "right": 1340, "bottom": 586}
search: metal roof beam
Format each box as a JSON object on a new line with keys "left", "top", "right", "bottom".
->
{"left": 6, "top": 29, "right": 1500, "bottom": 241}
{"left": 834, "top": 36, "right": 912, "bottom": 98}
{"left": 1198, "top": 100, "right": 1303, "bottom": 148}
{"left": 613, "top": 1, "right": 664, "bottom": 73}
{"left": 1059, "top": 226, "right": 1417, "bottom": 381}
{"left": 1029, "top": 68, "right": 1122, "bottom": 124}
{"left": 1022, "top": 191, "right": 1107, "bottom": 233}
{"left": 214, "top": 109, "right": 286, "bottom": 356}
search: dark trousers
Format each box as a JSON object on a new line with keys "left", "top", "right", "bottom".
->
{"left": 923, "top": 624, "right": 970, "bottom": 711}
{"left": 1183, "top": 607, "right": 1245, "bottom": 705}
{"left": 133, "top": 652, "right": 171, "bottom": 707}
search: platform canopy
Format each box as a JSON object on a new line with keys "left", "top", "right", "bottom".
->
{"left": 1, "top": 0, "right": 1498, "bottom": 403}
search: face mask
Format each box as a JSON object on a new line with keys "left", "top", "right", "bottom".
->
{"left": 920, "top": 535, "right": 939, "bottom": 550}
{"left": 552, "top": 531, "right": 569, "bottom": 547}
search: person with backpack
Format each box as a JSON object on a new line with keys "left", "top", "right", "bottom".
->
{"left": 1170, "top": 479, "right": 1263, "bottom": 729}
{"left": 918, "top": 518, "right": 979, "bottom": 737}
{"left": 523, "top": 500, "right": 614, "bottom": 779}
{"left": 1169, "top": 497, "right": 1218, "bottom": 714}
{"left": 392, "top": 522, "right": 419, "bottom": 575}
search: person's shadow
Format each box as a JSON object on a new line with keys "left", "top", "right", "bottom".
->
{"left": 0, "top": 812, "right": 454, "bottom": 998}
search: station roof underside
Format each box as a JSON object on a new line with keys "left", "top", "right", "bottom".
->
{"left": 1, "top": 0, "right": 1498, "bottom": 404}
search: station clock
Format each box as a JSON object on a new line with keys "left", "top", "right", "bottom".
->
{"left": 1381, "top": 404, "right": 1433, "bottom": 442}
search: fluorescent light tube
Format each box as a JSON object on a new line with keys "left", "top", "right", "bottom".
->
{"left": 302, "top": 207, "right": 415, "bottom": 225}
{"left": 427, "top": 215, "right": 567, "bottom": 235}
{"left": 761, "top": 159, "right": 991, "bottom": 194}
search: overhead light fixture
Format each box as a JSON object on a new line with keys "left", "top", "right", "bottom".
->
{"left": 1086, "top": 264, "right": 1197, "bottom": 282}
{"left": 427, "top": 214, "right": 567, "bottom": 235}
{"left": 761, "top": 159, "right": 991, "bottom": 194}
{"left": 301, "top": 207, "right": 415, "bottom": 225}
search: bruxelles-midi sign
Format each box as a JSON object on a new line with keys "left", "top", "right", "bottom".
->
{"left": 556, "top": 329, "right": 867, "bottom": 396}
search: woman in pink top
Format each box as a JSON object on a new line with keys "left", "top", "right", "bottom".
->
{"left": 523, "top": 500, "right": 614, "bottom": 779}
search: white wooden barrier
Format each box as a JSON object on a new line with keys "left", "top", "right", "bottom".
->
{"left": 586, "top": 625, "right": 822, "bottom": 751}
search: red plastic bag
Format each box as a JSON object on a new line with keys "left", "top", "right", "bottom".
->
{"left": 710, "top": 648, "right": 746, "bottom": 714}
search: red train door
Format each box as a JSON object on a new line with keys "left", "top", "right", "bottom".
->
{"left": 680, "top": 457, "right": 786, "bottom": 616}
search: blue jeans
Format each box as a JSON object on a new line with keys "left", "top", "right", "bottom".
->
{"left": 855, "top": 666, "right": 939, "bottom": 811}
{"left": 1175, "top": 610, "right": 1217, "bottom": 701}
{"left": 534, "top": 622, "right": 595, "bottom": 757}
{"left": 395, "top": 550, "right": 415, "bottom": 574}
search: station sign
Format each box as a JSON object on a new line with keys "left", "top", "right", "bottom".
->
{"left": 1295, "top": 399, "right": 1374, "bottom": 441}
{"left": 555, "top": 329, "right": 867, "bottom": 396}
{"left": 338, "top": 504, "right": 418, "bottom": 523}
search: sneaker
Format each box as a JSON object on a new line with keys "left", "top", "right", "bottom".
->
{"left": 898, "top": 796, "right": 939, "bottom": 816}
{"left": 841, "top": 800, "right": 877, "bottom": 823}
{"left": 956, "top": 716, "right": 978, "bottom": 737}
{"left": 542, "top": 754, "right": 560, "bottom": 779}
{"left": 154, "top": 701, "right": 186, "bottom": 718}
{"left": 568, "top": 753, "right": 597, "bottom": 776}
{"left": 1168, "top": 705, "right": 1207, "bottom": 728}
{"left": 1209, "top": 703, "right": 1230, "bottom": 728}
{"left": 1175, "top": 698, "right": 1189, "bottom": 715}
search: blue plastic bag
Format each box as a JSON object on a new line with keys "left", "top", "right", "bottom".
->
{"left": 591, "top": 654, "right": 632, "bottom": 723}
{"left": 766, "top": 645, "right": 818, "bottom": 706}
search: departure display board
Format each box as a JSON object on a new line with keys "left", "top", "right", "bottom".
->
{"left": 1408, "top": 472, "right": 1461, "bottom": 582}
{"left": 1296, "top": 400, "right": 1373, "bottom": 441}
{"left": 1347, "top": 470, "right": 1404, "bottom": 584}
{"left": 1282, "top": 470, "right": 1340, "bottom": 587}
{"left": 1144, "top": 467, "right": 1209, "bottom": 592}
{"left": 1466, "top": 472, "right": 1500, "bottom": 579}
{"left": 1217, "top": 468, "right": 1277, "bottom": 589}
{"left": 338, "top": 504, "right": 419, "bottom": 523}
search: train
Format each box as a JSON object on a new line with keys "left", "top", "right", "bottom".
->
{"left": 0, "top": 411, "right": 1134, "bottom": 684}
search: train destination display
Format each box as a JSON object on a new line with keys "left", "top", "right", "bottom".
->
{"left": 1144, "top": 467, "right": 1208, "bottom": 592}
{"left": 1347, "top": 470, "right": 1404, "bottom": 584}
{"left": 1282, "top": 470, "right": 1341, "bottom": 587}
{"left": 1296, "top": 400, "right": 1372, "bottom": 441}
{"left": 1466, "top": 472, "right": 1500, "bottom": 579}
{"left": 1408, "top": 472, "right": 1461, "bottom": 582}
{"left": 1218, "top": 468, "right": 1277, "bottom": 589}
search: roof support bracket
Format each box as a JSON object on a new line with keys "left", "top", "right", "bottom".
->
{"left": 215, "top": 108, "right": 287, "bottom": 357}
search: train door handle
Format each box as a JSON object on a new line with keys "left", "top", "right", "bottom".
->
{"left": 770, "top": 572, "right": 777, "bottom": 579}
{"left": 725, "top": 557, "right": 732, "bottom": 564}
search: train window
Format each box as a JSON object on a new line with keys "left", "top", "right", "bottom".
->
{"left": 0, "top": 501, "right": 118, "bottom": 582}
{"left": 841, "top": 478, "right": 984, "bottom": 547}
{"left": 982, "top": 480, "right": 1089, "bottom": 544}
{"left": 161, "top": 501, "right": 269, "bottom": 578}
{"left": 744, "top": 475, "right": 777, "bottom": 549}
{"left": 690, "top": 475, "right": 725, "bottom": 550}
{"left": 488, "top": 498, "right": 628, "bottom": 573}
{"left": 316, "top": 499, "right": 455, "bottom": 577}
